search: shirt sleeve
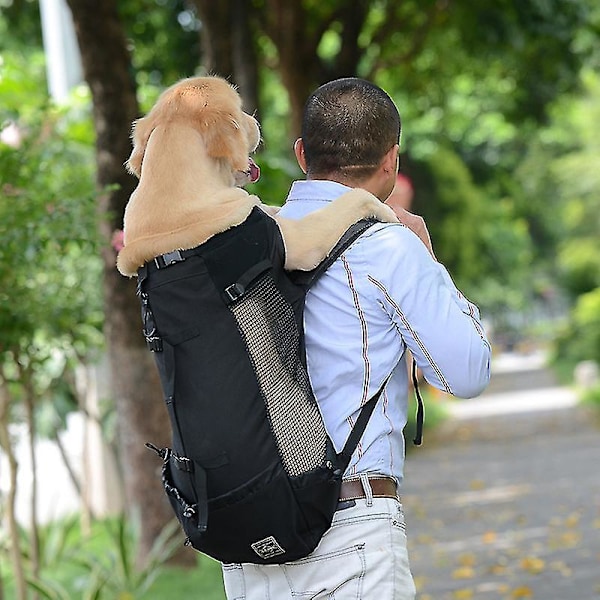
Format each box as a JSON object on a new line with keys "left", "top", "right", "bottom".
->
{"left": 366, "top": 223, "right": 491, "bottom": 398}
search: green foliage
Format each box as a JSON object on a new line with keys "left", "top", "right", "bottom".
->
{"left": 552, "top": 288, "right": 600, "bottom": 369}
{"left": 408, "top": 146, "right": 532, "bottom": 306}
{"left": 1, "top": 515, "right": 226, "bottom": 599}
{"left": 518, "top": 69, "right": 600, "bottom": 295}
{"left": 70, "top": 515, "right": 183, "bottom": 598}
{"left": 248, "top": 150, "right": 301, "bottom": 208}
{"left": 141, "top": 558, "right": 225, "bottom": 600}
{"left": 518, "top": 69, "right": 600, "bottom": 375}
{"left": 0, "top": 0, "right": 43, "bottom": 52}
{"left": 558, "top": 237, "right": 600, "bottom": 297}
{"left": 0, "top": 54, "right": 103, "bottom": 345}
{"left": 581, "top": 385, "right": 600, "bottom": 411}
{"left": 0, "top": 49, "right": 103, "bottom": 435}
{"left": 410, "top": 147, "right": 486, "bottom": 287}
{"left": 118, "top": 0, "right": 201, "bottom": 89}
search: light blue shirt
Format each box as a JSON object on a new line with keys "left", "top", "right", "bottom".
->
{"left": 279, "top": 180, "right": 491, "bottom": 486}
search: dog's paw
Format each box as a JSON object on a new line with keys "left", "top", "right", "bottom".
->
{"left": 336, "top": 188, "right": 398, "bottom": 223}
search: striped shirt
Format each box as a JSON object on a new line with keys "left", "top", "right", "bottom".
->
{"left": 278, "top": 180, "right": 491, "bottom": 486}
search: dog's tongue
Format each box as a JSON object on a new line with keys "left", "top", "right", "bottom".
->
{"left": 248, "top": 157, "right": 260, "bottom": 183}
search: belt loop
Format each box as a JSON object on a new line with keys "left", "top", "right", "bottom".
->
{"left": 359, "top": 473, "right": 373, "bottom": 507}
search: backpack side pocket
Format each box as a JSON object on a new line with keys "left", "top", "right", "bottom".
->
{"left": 146, "top": 444, "right": 208, "bottom": 542}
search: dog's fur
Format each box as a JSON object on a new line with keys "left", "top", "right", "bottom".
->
{"left": 116, "top": 76, "right": 397, "bottom": 277}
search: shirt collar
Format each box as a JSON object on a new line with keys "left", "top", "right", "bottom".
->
{"left": 288, "top": 180, "right": 352, "bottom": 203}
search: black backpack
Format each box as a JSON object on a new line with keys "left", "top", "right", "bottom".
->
{"left": 137, "top": 206, "right": 390, "bottom": 564}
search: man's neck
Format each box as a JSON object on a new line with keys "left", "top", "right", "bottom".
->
{"left": 306, "top": 173, "right": 384, "bottom": 201}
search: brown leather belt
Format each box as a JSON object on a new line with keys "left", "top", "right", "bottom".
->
{"left": 339, "top": 476, "right": 398, "bottom": 502}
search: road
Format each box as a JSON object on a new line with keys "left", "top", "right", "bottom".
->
{"left": 402, "top": 353, "right": 600, "bottom": 600}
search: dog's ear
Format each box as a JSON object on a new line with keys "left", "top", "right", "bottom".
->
{"left": 169, "top": 78, "right": 253, "bottom": 172}
{"left": 200, "top": 112, "right": 252, "bottom": 173}
{"left": 179, "top": 80, "right": 251, "bottom": 172}
{"left": 126, "top": 116, "right": 151, "bottom": 178}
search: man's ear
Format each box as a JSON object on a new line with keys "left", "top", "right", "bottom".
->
{"left": 382, "top": 143, "right": 399, "bottom": 174}
{"left": 294, "top": 138, "right": 307, "bottom": 174}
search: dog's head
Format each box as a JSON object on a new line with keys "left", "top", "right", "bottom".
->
{"left": 126, "top": 76, "right": 261, "bottom": 183}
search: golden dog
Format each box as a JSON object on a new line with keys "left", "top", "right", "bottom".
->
{"left": 116, "top": 76, "right": 396, "bottom": 276}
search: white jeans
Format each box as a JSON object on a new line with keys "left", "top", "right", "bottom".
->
{"left": 221, "top": 497, "right": 416, "bottom": 599}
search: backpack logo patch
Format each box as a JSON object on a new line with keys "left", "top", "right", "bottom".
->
{"left": 251, "top": 536, "right": 286, "bottom": 560}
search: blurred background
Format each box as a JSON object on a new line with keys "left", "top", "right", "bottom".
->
{"left": 0, "top": 1, "right": 599, "bottom": 598}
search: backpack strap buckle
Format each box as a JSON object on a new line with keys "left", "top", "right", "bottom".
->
{"left": 154, "top": 249, "right": 184, "bottom": 269}
{"left": 224, "top": 282, "right": 245, "bottom": 302}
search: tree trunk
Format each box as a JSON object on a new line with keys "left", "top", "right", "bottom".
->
{"left": 191, "top": 0, "right": 259, "bottom": 114}
{"left": 22, "top": 374, "right": 40, "bottom": 585}
{"left": 0, "top": 379, "right": 26, "bottom": 600}
{"left": 261, "top": 0, "right": 317, "bottom": 139}
{"left": 192, "top": 0, "right": 235, "bottom": 78}
{"left": 65, "top": 0, "right": 192, "bottom": 566}
{"left": 231, "top": 0, "right": 259, "bottom": 116}
{"left": 259, "top": 1, "right": 369, "bottom": 138}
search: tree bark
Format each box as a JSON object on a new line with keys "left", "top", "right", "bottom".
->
{"left": 191, "top": 0, "right": 260, "bottom": 114}
{"left": 65, "top": 0, "right": 190, "bottom": 566}
{"left": 0, "top": 378, "right": 26, "bottom": 600}
{"left": 21, "top": 371, "right": 40, "bottom": 584}
{"left": 258, "top": 1, "right": 370, "bottom": 139}
{"left": 231, "top": 0, "right": 260, "bottom": 116}
{"left": 192, "top": 0, "right": 235, "bottom": 78}
{"left": 260, "top": 0, "right": 317, "bottom": 139}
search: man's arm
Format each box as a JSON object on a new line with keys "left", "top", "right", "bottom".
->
{"left": 370, "top": 224, "right": 491, "bottom": 398}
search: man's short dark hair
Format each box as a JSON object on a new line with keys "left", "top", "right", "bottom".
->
{"left": 301, "top": 78, "right": 401, "bottom": 179}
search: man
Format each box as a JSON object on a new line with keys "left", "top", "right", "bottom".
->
{"left": 222, "top": 78, "right": 491, "bottom": 599}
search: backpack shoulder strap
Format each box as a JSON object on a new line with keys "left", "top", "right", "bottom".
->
{"left": 291, "top": 217, "right": 378, "bottom": 288}
{"left": 337, "top": 374, "right": 390, "bottom": 470}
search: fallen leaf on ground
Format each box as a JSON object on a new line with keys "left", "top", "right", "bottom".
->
{"left": 488, "top": 563, "right": 508, "bottom": 576}
{"left": 520, "top": 556, "right": 545, "bottom": 574}
{"left": 452, "top": 589, "right": 474, "bottom": 599}
{"left": 510, "top": 585, "right": 533, "bottom": 598}
{"left": 482, "top": 530, "right": 497, "bottom": 544}
{"left": 549, "top": 560, "right": 573, "bottom": 577}
{"left": 457, "top": 553, "right": 477, "bottom": 566}
{"left": 452, "top": 566, "right": 475, "bottom": 579}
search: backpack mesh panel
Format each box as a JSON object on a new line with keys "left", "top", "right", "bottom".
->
{"left": 229, "top": 273, "right": 328, "bottom": 476}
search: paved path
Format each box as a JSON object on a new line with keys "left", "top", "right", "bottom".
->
{"left": 402, "top": 355, "right": 600, "bottom": 600}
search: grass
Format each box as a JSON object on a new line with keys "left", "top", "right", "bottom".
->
{"left": 143, "top": 556, "right": 225, "bottom": 600}
{"left": 0, "top": 516, "right": 226, "bottom": 599}
{"left": 581, "top": 384, "right": 600, "bottom": 410}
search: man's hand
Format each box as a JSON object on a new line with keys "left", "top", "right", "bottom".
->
{"left": 384, "top": 199, "right": 436, "bottom": 260}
